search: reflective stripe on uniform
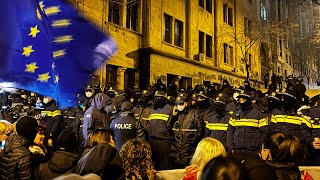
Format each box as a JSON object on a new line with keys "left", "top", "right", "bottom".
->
{"left": 41, "top": 110, "right": 61, "bottom": 117}
{"left": 302, "top": 116, "right": 320, "bottom": 128}
{"left": 148, "top": 113, "right": 170, "bottom": 121}
{"left": 229, "top": 118, "right": 268, "bottom": 128}
{"left": 172, "top": 128, "right": 197, "bottom": 132}
{"left": 271, "top": 115, "right": 304, "bottom": 125}
{"left": 205, "top": 122, "right": 228, "bottom": 131}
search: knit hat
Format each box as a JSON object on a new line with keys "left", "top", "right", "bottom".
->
{"left": 141, "top": 89, "right": 153, "bottom": 97}
{"left": 56, "top": 129, "right": 77, "bottom": 152}
{"left": 214, "top": 93, "right": 228, "bottom": 105}
{"left": 16, "top": 116, "right": 39, "bottom": 142}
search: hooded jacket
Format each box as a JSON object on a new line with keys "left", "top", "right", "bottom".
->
{"left": 0, "top": 134, "right": 34, "bottom": 180}
{"left": 38, "top": 150, "right": 79, "bottom": 180}
{"left": 75, "top": 143, "right": 124, "bottom": 180}
{"left": 83, "top": 93, "right": 111, "bottom": 139}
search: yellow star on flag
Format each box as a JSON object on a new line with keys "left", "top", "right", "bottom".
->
{"left": 22, "top": 45, "right": 35, "bottom": 57}
{"left": 37, "top": 72, "right": 51, "bottom": 82}
{"left": 25, "top": 62, "right": 39, "bottom": 73}
{"left": 54, "top": 75, "right": 59, "bottom": 83}
{"left": 45, "top": 6, "right": 61, "bottom": 16}
{"left": 28, "top": 25, "right": 40, "bottom": 38}
{"left": 37, "top": 8, "right": 42, "bottom": 20}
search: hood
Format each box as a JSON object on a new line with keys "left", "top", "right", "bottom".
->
{"left": 91, "top": 93, "right": 111, "bottom": 110}
{"left": 4, "top": 134, "right": 30, "bottom": 153}
{"left": 48, "top": 150, "right": 78, "bottom": 173}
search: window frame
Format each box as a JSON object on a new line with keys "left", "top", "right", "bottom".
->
{"left": 164, "top": 13, "right": 172, "bottom": 43}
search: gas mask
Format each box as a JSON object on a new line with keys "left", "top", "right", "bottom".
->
{"left": 85, "top": 92, "right": 93, "bottom": 98}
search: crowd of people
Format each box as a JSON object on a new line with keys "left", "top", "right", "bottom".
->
{"left": 0, "top": 75, "right": 318, "bottom": 180}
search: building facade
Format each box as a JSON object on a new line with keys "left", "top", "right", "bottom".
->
{"left": 69, "top": 0, "right": 291, "bottom": 91}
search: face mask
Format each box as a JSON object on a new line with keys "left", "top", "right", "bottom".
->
{"left": 214, "top": 103, "right": 226, "bottom": 115}
{"left": 177, "top": 105, "right": 185, "bottom": 111}
{"left": 239, "top": 98, "right": 252, "bottom": 109}
{"left": 233, "top": 92, "right": 239, "bottom": 102}
{"left": 85, "top": 92, "right": 93, "bottom": 98}
{"left": 43, "top": 98, "right": 49, "bottom": 104}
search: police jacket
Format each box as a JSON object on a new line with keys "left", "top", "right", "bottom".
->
{"left": 110, "top": 112, "right": 144, "bottom": 151}
{"left": 228, "top": 105, "right": 269, "bottom": 152}
{"left": 62, "top": 107, "right": 84, "bottom": 145}
{"left": 171, "top": 108, "right": 204, "bottom": 166}
{"left": 226, "top": 101, "right": 240, "bottom": 115}
{"left": 83, "top": 94, "right": 111, "bottom": 140}
{"left": 40, "top": 101, "right": 64, "bottom": 139}
{"left": 0, "top": 134, "right": 35, "bottom": 180}
{"left": 270, "top": 108, "right": 305, "bottom": 139}
{"left": 301, "top": 106, "right": 320, "bottom": 149}
{"left": 204, "top": 111, "right": 230, "bottom": 148}
{"left": 134, "top": 103, "right": 153, "bottom": 131}
{"left": 148, "top": 104, "right": 174, "bottom": 140}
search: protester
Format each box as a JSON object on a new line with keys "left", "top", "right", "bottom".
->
{"left": 182, "top": 138, "right": 227, "bottom": 180}
{"left": 38, "top": 129, "right": 79, "bottom": 180}
{"left": 120, "top": 139, "right": 154, "bottom": 180}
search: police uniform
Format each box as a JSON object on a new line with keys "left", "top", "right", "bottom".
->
{"left": 228, "top": 92, "right": 269, "bottom": 157}
{"left": 205, "top": 93, "right": 230, "bottom": 149}
{"left": 270, "top": 89, "right": 305, "bottom": 139}
{"left": 110, "top": 101, "right": 144, "bottom": 151}
{"left": 134, "top": 90, "right": 153, "bottom": 136}
{"left": 148, "top": 90, "right": 173, "bottom": 170}
{"left": 171, "top": 93, "right": 204, "bottom": 168}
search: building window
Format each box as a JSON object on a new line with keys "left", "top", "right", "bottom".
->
{"left": 199, "top": 31, "right": 204, "bottom": 54}
{"left": 199, "top": 0, "right": 205, "bottom": 8}
{"left": 174, "top": 19, "right": 183, "bottom": 47}
{"left": 106, "top": 65, "right": 118, "bottom": 88}
{"left": 164, "top": 14, "right": 172, "bottom": 43}
{"left": 223, "top": 4, "right": 233, "bottom": 26}
{"left": 126, "top": 2, "right": 138, "bottom": 31}
{"left": 206, "top": 35, "right": 212, "bottom": 58}
{"left": 244, "top": 17, "right": 252, "bottom": 35}
{"left": 261, "top": 3, "right": 267, "bottom": 20}
{"left": 206, "top": 0, "right": 212, "bottom": 13}
{"left": 108, "top": 0, "right": 121, "bottom": 25}
{"left": 224, "top": 43, "right": 233, "bottom": 65}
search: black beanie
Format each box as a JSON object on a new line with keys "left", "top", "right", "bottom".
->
{"left": 16, "top": 116, "right": 39, "bottom": 143}
{"left": 56, "top": 129, "right": 77, "bottom": 152}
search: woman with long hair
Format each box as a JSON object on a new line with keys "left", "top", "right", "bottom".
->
{"left": 120, "top": 139, "right": 154, "bottom": 180}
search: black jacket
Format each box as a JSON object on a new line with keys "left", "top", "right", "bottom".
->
{"left": 266, "top": 161, "right": 301, "bottom": 180}
{"left": 40, "top": 101, "right": 64, "bottom": 140}
{"left": 110, "top": 112, "right": 144, "bottom": 151}
{"left": 171, "top": 108, "right": 204, "bottom": 166}
{"left": 0, "top": 134, "right": 34, "bottom": 180}
{"left": 228, "top": 105, "right": 269, "bottom": 152}
{"left": 38, "top": 150, "right": 79, "bottom": 180}
{"left": 134, "top": 103, "right": 153, "bottom": 133}
{"left": 75, "top": 143, "right": 124, "bottom": 180}
{"left": 204, "top": 111, "right": 230, "bottom": 149}
{"left": 148, "top": 104, "right": 174, "bottom": 140}
{"left": 83, "top": 94, "right": 111, "bottom": 139}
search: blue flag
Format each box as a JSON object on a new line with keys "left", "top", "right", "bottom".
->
{"left": 0, "top": 0, "right": 117, "bottom": 108}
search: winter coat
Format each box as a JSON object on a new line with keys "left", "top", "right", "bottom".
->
{"left": 40, "top": 101, "right": 64, "bottom": 140}
{"left": 110, "top": 112, "right": 144, "bottom": 151}
{"left": 148, "top": 104, "right": 174, "bottom": 140}
{"left": 75, "top": 143, "right": 124, "bottom": 180}
{"left": 171, "top": 108, "right": 204, "bottom": 166}
{"left": 134, "top": 103, "right": 153, "bottom": 132}
{"left": 266, "top": 161, "right": 301, "bottom": 180}
{"left": 83, "top": 93, "right": 111, "bottom": 139}
{"left": 38, "top": 150, "right": 79, "bottom": 180}
{"left": 228, "top": 105, "right": 269, "bottom": 153}
{"left": 0, "top": 134, "right": 34, "bottom": 180}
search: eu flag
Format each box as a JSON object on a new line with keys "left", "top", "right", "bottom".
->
{"left": 0, "top": 0, "right": 117, "bottom": 108}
